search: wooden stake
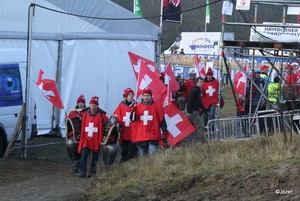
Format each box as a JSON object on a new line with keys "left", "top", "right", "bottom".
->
{"left": 3, "top": 103, "right": 26, "bottom": 160}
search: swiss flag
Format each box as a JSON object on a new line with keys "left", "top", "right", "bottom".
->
{"left": 163, "top": 103, "right": 196, "bottom": 146}
{"left": 164, "top": 61, "right": 179, "bottom": 92}
{"left": 194, "top": 55, "right": 206, "bottom": 78}
{"left": 128, "top": 51, "right": 159, "bottom": 80}
{"left": 136, "top": 61, "right": 167, "bottom": 102}
{"left": 36, "top": 69, "right": 64, "bottom": 109}
{"left": 233, "top": 67, "right": 247, "bottom": 97}
{"left": 158, "top": 83, "right": 170, "bottom": 106}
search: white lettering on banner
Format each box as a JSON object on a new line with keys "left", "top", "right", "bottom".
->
{"left": 206, "top": 86, "right": 216, "bottom": 96}
{"left": 123, "top": 112, "right": 131, "bottom": 127}
{"left": 140, "top": 110, "right": 153, "bottom": 125}
{"left": 85, "top": 122, "right": 98, "bottom": 137}
{"left": 251, "top": 22, "right": 300, "bottom": 39}
{"left": 164, "top": 113, "right": 183, "bottom": 137}
{"left": 189, "top": 44, "right": 216, "bottom": 50}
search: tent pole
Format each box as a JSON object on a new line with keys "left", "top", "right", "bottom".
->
{"left": 23, "top": 4, "right": 34, "bottom": 158}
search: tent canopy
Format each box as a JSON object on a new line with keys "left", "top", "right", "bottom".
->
{"left": 0, "top": 0, "right": 161, "bottom": 136}
{"left": 0, "top": 0, "right": 160, "bottom": 40}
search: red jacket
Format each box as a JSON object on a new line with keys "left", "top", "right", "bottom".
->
{"left": 133, "top": 101, "right": 164, "bottom": 143}
{"left": 286, "top": 74, "right": 298, "bottom": 85}
{"left": 113, "top": 102, "right": 136, "bottom": 141}
{"left": 183, "top": 79, "right": 194, "bottom": 101}
{"left": 202, "top": 78, "right": 219, "bottom": 109}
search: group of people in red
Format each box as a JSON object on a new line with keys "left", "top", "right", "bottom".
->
{"left": 235, "top": 63, "right": 300, "bottom": 116}
{"left": 66, "top": 87, "right": 168, "bottom": 178}
{"left": 64, "top": 65, "right": 226, "bottom": 178}
{"left": 174, "top": 67, "right": 220, "bottom": 141}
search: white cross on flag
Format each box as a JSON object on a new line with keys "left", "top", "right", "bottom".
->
{"left": 194, "top": 55, "right": 206, "bottom": 78}
{"left": 136, "top": 61, "right": 167, "bottom": 102}
{"left": 163, "top": 103, "right": 196, "bottom": 146}
{"left": 233, "top": 66, "right": 248, "bottom": 97}
{"left": 128, "top": 51, "right": 159, "bottom": 80}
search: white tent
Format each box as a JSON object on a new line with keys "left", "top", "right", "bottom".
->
{"left": 0, "top": 0, "right": 161, "bottom": 135}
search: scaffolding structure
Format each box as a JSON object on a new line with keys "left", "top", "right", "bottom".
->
{"left": 215, "top": 0, "right": 300, "bottom": 138}
{"left": 221, "top": 0, "right": 300, "bottom": 71}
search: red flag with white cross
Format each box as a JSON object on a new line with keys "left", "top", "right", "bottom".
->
{"left": 164, "top": 61, "right": 179, "bottom": 93}
{"left": 36, "top": 69, "right": 64, "bottom": 109}
{"left": 163, "top": 103, "right": 195, "bottom": 146}
{"left": 128, "top": 51, "right": 159, "bottom": 80}
{"left": 233, "top": 67, "right": 248, "bottom": 97}
{"left": 194, "top": 55, "right": 206, "bottom": 78}
{"left": 136, "top": 61, "right": 167, "bottom": 102}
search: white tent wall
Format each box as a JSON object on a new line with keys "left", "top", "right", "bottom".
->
{"left": 0, "top": 0, "right": 160, "bottom": 136}
{"left": 0, "top": 39, "right": 60, "bottom": 134}
{"left": 59, "top": 39, "right": 155, "bottom": 136}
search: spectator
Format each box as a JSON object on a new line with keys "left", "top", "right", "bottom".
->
{"left": 77, "top": 96, "right": 109, "bottom": 178}
{"left": 179, "top": 48, "right": 185, "bottom": 55}
{"left": 113, "top": 88, "right": 138, "bottom": 162}
{"left": 202, "top": 68, "right": 219, "bottom": 134}
{"left": 130, "top": 88, "right": 168, "bottom": 157}
{"left": 186, "top": 77, "right": 209, "bottom": 143}
{"left": 66, "top": 94, "right": 86, "bottom": 173}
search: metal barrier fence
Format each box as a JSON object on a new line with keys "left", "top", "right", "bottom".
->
{"left": 206, "top": 109, "right": 300, "bottom": 142}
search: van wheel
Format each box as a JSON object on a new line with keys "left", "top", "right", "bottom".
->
{"left": 0, "top": 137, "right": 4, "bottom": 156}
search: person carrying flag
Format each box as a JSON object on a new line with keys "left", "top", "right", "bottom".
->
{"left": 130, "top": 88, "right": 168, "bottom": 157}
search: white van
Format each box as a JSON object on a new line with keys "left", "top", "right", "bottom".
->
{"left": 0, "top": 48, "right": 37, "bottom": 155}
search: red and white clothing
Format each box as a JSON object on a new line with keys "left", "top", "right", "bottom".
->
{"left": 133, "top": 101, "right": 165, "bottom": 143}
{"left": 113, "top": 100, "right": 135, "bottom": 142}
{"left": 286, "top": 74, "right": 298, "bottom": 85}
{"left": 202, "top": 77, "right": 219, "bottom": 109}
{"left": 77, "top": 109, "right": 108, "bottom": 153}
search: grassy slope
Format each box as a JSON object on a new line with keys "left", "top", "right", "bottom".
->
{"left": 76, "top": 134, "right": 300, "bottom": 201}
{"left": 74, "top": 86, "right": 300, "bottom": 200}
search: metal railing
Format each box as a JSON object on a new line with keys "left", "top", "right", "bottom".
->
{"left": 206, "top": 109, "right": 300, "bottom": 142}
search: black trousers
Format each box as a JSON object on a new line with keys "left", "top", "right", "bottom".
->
{"left": 120, "top": 140, "right": 137, "bottom": 162}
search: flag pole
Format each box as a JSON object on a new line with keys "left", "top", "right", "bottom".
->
{"left": 160, "top": 0, "right": 165, "bottom": 68}
{"left": 204, "top": 0, "right": 210, "bottom": 71}
{"left": 160, "top": 0, "right": 163, "bottom": 30}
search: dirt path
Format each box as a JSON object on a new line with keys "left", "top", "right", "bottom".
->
{"left": 0, "top": 136, "right": 105, "bottom": 201}
{"left": 0, "top": 131, "right": 205, "bottom": 201}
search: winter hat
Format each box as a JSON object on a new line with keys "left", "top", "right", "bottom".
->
{"left": 206, "top": 68, "right": 213, "bottom": 76}
{"left": 77, "top": 94, "right": 85, "bottom": 104}
{"left": 287, "top": 64, "right": 294, "bottom": 71}
{"left": 123, "top": 88, "right": 134, "bottom": 98}
{"left": 260, "top": 65, "right": 269, "bottom": 71}
{"left": 142, "top": 87, "right": 152, "bottom": 96}
{"left": 89, "top": 96, "right": 99, "bottom": 106}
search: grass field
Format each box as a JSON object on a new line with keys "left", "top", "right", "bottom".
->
{"left": 218, "top": 84, "right": 237, "bottom": 117}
